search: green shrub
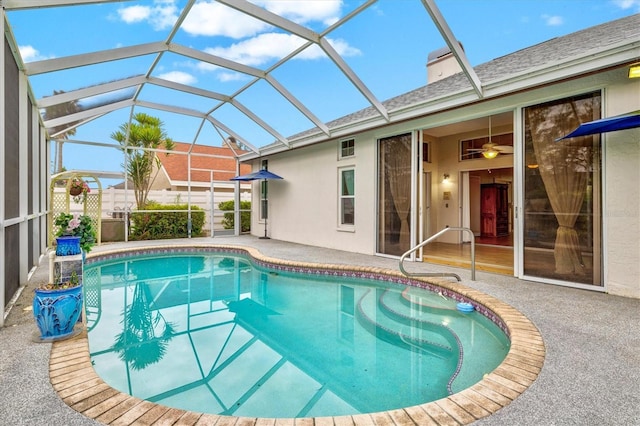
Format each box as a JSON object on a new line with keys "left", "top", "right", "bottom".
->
{"left": 130, "top": 202, "right": 205, "bottom": 240}
{"left": 219, "top": 200, "right": 251, "bottom": 232}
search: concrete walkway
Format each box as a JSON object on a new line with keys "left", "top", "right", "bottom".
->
{"left": 1, "top": 236, "right": 639, "bottom": 425}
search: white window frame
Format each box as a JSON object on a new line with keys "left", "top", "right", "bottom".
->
{"left": 338, "top": 138, "right": 355, "bottom": 159}
{"left": 259, "top": 159, "right": 268, "bottom": 222}
{"left": 338, "top": 166, "right": 355, "bottom": 230}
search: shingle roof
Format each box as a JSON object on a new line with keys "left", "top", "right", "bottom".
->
{"left": 158, "top": 142, "right": 251, "bottom": 183}
{"left": 286, "top": 13, "right": 640, "bottom": 142}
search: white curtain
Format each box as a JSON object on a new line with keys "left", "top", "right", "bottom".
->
{"left": 385, "top": 134, "right": 412, "bottom": 250}
{"left": 526, "top": 100, "right": 597, "bottom": 275}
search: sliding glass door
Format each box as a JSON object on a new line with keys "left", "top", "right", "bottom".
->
{"left": 377, "top": 133, "right": 413, "bottom": 256}
{"left": 522, "top": 91, "right": 602, "bottom": 286}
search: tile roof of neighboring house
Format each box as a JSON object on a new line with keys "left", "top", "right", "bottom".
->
{"left": 157, "top": 142, "right": 251, "bottom": 184}
{"left": 285, "top": 13, "right": 640, "bottom": 142}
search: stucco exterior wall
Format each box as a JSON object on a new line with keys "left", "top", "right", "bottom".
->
{"left": 604, "top": 80, "right": 640, "bottom": 298}
{"left": 256, "top": 66, "right": 639, "bottom": 298}
{"left": 254, "top": 135, "right": 377, "bottom": 254}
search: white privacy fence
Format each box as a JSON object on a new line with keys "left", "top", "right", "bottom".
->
{"left": 60, "top": 186, "right": 251, "bottom": 235}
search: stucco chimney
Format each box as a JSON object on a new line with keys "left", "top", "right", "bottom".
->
{"left": 427, "top": 44, "right": 464, "bottom": 84}
{"left": 225, "top": 136, "right": 241, "bottom": 151}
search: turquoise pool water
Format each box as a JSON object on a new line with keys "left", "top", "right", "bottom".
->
{"left": 84, "top": 251, "right": 509, "bottom": 418}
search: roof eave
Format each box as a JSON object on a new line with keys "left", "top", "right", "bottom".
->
{"left": 481, "top": 39, "right": 640, "bottom": 96}
{"left": 241, "top": 39, "right": 640, "bottom": 161}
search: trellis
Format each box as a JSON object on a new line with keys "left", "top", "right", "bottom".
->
{"left": 49, "top": 171, "right": 102, "bottom": 247}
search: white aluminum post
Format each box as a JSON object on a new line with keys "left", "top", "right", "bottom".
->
{"left": 187, "top": 154, "right": 192, "bottom": 238}
{"left": 210, "top": 171, "right": 214, "bottom": 238}
{"left": 234, "top": 159, "right": 241, "bottom": 236}
{"left": 19, "top": 71, "right": 28, "bottom": 284}
{"left": 123, "top": 106, "right": 135, "bottom": 242}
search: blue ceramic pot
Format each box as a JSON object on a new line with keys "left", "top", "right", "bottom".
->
{"left": 33, "top": 285, "right": 83, "bottom": 340}
{"left": 56, "top": 236, "right": 81, "bottom": 256}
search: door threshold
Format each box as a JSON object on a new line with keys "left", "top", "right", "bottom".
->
{"left": 423, "top": 256, "right": 513, "bottom": 275}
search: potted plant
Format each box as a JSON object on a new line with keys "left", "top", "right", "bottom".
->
{"left": 33, "top": 270, "right": 83, "bottom": 341}
{"left": 69, "top": 178, "right": 90, "bottom": 203}
{"left": 54, "top": 212, "right": 96, "bottom": 255}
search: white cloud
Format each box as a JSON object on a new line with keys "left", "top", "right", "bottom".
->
{"left": 118, "top": 5, "right": 151, "bottom": 23}
{"left": 182, "top": 2, "right": 270, "bottom": 37}
{"left": 612, "top": 0, "right": 640, "bottom": 10}
{"left": 19, "top": 45, "right": 52, "bottom": 62}
{"left": 182, "top": 0, "right": 344, "bottom": 38}
{"left": 325, "top": 38, "right": 361, "bottom": 57}
{"left": 294, "top": 37, "right": 361, "bottom": 60}
{"left": 157, "top": 71, "right": 197, "bottom": 85}
{"left": 203, "top": 33, "right": 360, "bottom": 68}
{"left": 218, "top": 71, "right": 246, "bottom": 82}
{"left": 117, "top": 0, "right": 178, "bottom": 30}
{"left": 204, "top": 33, "right": 307, "bottom": 66}
{"left": 541, "top": 14, "right": 564, "bottom": 26}
{"left": 181, "top": 1, "right": 357, "bottom": 79}
{"left": 253, "top": 0, "right": 343, "bottom": 26}
{"left": 195, "top": 61, "right": 219, "bottom": 73}
{"left": 152, "top": 0, "right": 179, "bottom": 30}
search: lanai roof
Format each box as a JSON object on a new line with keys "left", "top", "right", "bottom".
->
{"left": 4, "top": 2, "right": 639, "bottom": 166}
{"left": 277, "top": 13, "right": 640, "bottom": 151}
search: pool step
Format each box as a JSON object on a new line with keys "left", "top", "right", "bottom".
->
{"left": 355, "top": 289, "right": 460, "bottom": 360}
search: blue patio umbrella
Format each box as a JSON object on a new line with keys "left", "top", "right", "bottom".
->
{"left": 231, "top": 169, "right": 283, "bottom": 239}
{"left": 231, "top": 169, "right": 284, "bottom": 181}
{"left": 556, "top": 110, "right": 640, "bottom": 140}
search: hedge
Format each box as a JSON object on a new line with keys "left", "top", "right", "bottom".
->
{"left": 219, "top": 200, "right": 251, "bottom": 232}
{"left": 130, "top": 202, "right": 205, "bottom": 240}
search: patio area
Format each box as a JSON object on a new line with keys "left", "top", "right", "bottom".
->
{"left": 1, "top": 235, "right": 638, "bottom": 425}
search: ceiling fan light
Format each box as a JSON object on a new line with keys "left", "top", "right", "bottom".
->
{"left": 482, "top": 149, "right": 499, "bottom": 159}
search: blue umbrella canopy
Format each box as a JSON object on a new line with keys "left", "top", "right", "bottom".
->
{"left": 556, "top": 110, "right": 640, "bottom": 141}
{"left": 230, "top": 169, "right": 284, "bottom": 181}
{"left": 230, "top": 168, "right": 283, "bottom": 239}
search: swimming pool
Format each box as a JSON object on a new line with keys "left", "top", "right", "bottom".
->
{"left": 83, "top": 247, "right": 511, "bottom": 419}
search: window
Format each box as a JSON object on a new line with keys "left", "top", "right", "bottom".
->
{"left": 339, "top": 168, "right": 355, "bottom": 226}
{"left": 422, "top": 141, "right": 431, "bottom": 163}
{"left": 260, "top": 160, "right": 268, "bottom": 220}
{"left": 460, "top": 133, "right": 513, "bottom": 161}
{"left": 339, "top": 138, "right": 355, "bottom": 159}
{"left": 260, "top": 180, "right": 268, "bottom": 220}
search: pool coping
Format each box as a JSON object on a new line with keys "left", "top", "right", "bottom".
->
{"left": 50, "top": 244, "right": 545, "bottom": 426}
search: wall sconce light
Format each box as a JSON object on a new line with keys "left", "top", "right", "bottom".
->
{"left": 443, "top": 173, "right": 450, "bottom": 183}
{"left": 629, "top": 63, "right": 640, "bottom": 79}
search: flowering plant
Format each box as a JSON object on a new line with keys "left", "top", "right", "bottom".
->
{"left": 41, "top": 270, "right": 80, "bottom": 290}
{"left": 70, "top": 178, "right": 90, "bottom": 203}
{"left": 54, "top": 212, "right": 96, "bottom": 252}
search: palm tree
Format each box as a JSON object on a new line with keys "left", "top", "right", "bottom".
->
{"left": 111, "top": 112, "right": 175, "bottom": 208}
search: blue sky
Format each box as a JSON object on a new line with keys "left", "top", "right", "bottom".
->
{"left": 7, "top": 0, "right": 640, "bottom": 178}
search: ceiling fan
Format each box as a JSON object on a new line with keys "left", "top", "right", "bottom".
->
{"left": 464, "top": 116, "right": 513, "bottom": 159}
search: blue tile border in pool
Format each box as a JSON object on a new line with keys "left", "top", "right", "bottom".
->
{"left": 86, "top": 245, "right": 509, "bottom": 337}
{"left": 69, "top": 243, "right": 544, "bottom": 425}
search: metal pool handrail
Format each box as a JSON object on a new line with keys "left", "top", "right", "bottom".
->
{"left": 399, "top": 227, "right": 476, "bottom": 282}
